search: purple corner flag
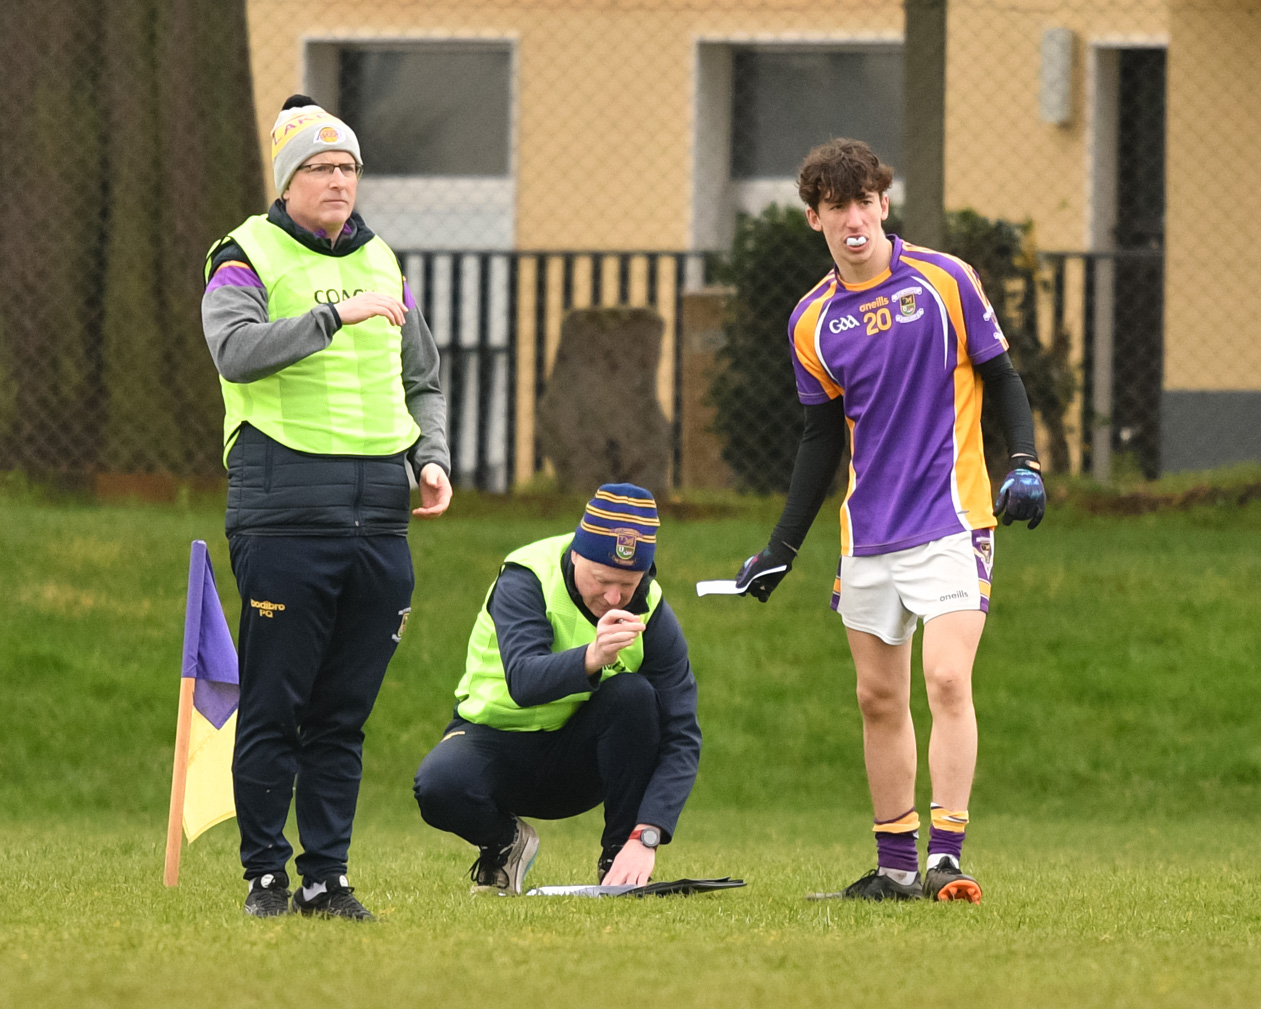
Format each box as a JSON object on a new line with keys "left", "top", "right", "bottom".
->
{"left": 182, "top": 541, "right": 239, "bottom": 731}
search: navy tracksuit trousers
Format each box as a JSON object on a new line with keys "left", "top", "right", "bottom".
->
{"left": 413, "top": 673, "right": 662, "bottom": 853}
{"left": 228, "top": 533, "right": 414, "bottom": 884}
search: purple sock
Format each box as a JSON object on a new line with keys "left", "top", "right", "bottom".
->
{"left": 929, "top": 825, "right": 965, "bottom": 863}
{"left": 875, "top": 831, "right": 920, "bottom": 873}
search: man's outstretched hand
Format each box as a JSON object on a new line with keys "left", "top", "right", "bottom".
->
{"left": 600, "top": 836, "right": 657, "bottom": 887}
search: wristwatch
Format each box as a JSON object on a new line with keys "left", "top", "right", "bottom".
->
{"left": 629, "top": 826, "right": 661, "bottom": 848}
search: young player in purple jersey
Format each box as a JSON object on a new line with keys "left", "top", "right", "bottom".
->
{"left": 733, "top": 138, "right": 1046, "bottom": 903}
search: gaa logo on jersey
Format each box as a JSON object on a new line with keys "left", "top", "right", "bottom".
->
{"left": 893, "top": 286, "right": 924, "bottom": 323}
{"left": 828, "top": 314, "right": 860, "bottom": 333}
{"left": 613, "top": 528, "right": 641, "bottom": 565}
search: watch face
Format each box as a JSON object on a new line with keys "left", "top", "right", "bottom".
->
{"left": 639, "top": 827, "right": 661, "bottom": 848}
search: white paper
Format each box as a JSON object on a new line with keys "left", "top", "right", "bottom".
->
{"left": 695, "top": 579, "right": 744, "bottom": 596}
{"left": 696, "top": 564, "right": 787, "bottom": 596}
{"left": 526, "top": 884, "right": 641, "bottom": 897}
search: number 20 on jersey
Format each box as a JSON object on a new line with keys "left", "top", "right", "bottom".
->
{"left": 863, "top": 308, "right": 892, "bottom": 335}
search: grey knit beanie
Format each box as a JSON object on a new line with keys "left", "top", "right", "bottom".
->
{"left": 270, "top": 94, "right": 362, "bottom": 195}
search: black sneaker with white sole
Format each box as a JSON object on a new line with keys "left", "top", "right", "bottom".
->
{"left": 291, "top": 875, "right": 377, "bottom": 920}
{"left": 244, "top": 871, "right": 292, "bottom": 917}
{"left": 806, "top": 868, "right": 924, "bottom": 902}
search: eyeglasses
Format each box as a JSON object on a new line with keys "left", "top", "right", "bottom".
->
{"left": 298, "top": 162, "right": 363, "bottom": 179}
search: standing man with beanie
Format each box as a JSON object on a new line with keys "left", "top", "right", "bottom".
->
{"left": 732, "top": 138, "right": 1045, "bottom": 903}
{"left": 414, "top": 484, "right": 701, "bottom": 894}
{"left": 201, "top": 95, "right": 452, "bottom": 919}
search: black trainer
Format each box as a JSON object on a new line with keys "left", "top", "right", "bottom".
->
{"left": 922, "top": 856, "right": 982, "bottom": 903}
{"left": 291, "top": 874, "right": 377, "bottom": 920}
{"left": 806, "top": 868, "right": 923, "bottom": 902}
{"left": 244, "top": 871, "right": 292, "bottom": 917}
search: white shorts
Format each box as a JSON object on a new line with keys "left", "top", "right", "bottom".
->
{"left": 830, "top": 529, "right": 995, "bottom": 645}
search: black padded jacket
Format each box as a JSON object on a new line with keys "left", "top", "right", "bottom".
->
{"left": 225, "top": 423, "right": 411, "bottom": 537}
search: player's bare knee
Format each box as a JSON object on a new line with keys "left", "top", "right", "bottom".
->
{"left": 855, "top": 681, "right": 908, "bottom": 721}
{"left": 923, "top": 665, "right": 973, "bottom": 710}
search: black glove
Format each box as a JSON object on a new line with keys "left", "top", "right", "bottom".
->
{"left": 993, "top": 459, "right": 1046, "bottom": 529}
{"left": 735, "top": 541, "right": 795, "bottom": 603}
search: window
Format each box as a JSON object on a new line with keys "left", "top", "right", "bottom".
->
{"left": 693, "top": 43, "right": 903, "bottom": 252}
{"left": 338, "top": 45, "right": 512, "bottom": 177}
{"left": 306, "top": 39, "right": 516, "bottom": 249}
{"left": 730, "top": 47, "right": 904, "bottom": 177}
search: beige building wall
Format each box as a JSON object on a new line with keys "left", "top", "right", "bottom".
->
{"left": 246, "top": 0, "right": 901, "bottom": 250}
{"left": 946, "top": 1, "right": 1168, "bottom": 252}
{"left": 1166, "top": 0, "right": 1261, "bottom": 391}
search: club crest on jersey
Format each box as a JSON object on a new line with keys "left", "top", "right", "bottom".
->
{"left": 613, "top": 528, "right": 640, "bottom": 565}
{"left": 893, "top": 286, "right": 924, "bottom": 323}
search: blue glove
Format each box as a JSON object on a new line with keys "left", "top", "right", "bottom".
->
{"left": 993, "top": 464, "right": 1046, "bottom": 529}
{"left": 735, "top": 543, "right": 795, "bottom": 602}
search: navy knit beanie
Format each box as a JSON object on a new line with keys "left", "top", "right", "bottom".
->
{"left": 570, "top": 483, "right": 659, "bottom": 571}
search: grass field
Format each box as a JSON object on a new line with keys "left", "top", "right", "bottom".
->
{"left": 2, "top": 480, "right": 1260, "bottom": 1007}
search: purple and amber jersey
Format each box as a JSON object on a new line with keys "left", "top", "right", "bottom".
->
{"left": 788, "top": 236, "right": 1009, "bottom": 556}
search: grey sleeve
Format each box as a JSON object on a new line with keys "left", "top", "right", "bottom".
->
{"left": 202, "top": 281, "right": 340, "bottom": 383}
{"left": 400, "top": 306, "right": 452, "bottom": 476}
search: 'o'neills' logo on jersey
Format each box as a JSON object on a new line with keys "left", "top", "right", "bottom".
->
{"left": 858, "top": 296, "right": 889, "bottom": 312}
{"left": 828, "top": 314, "right": 860, "bottom": 333}
{"left": 893, "top": 286, "right": 925, "bottom": 323}
{"left": 613, "top": 528, "right": 640, "bottom": 565}
{"left": 250, "top": 598, "right": 286, "bottom": 618}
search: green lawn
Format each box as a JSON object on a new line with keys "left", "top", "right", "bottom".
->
{"left": 2, "top": 485, "right": 1260, "bottom": 1007}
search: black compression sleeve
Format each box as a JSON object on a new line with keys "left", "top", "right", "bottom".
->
{"left": 768, "top": 396, "right": 849, "bottom": 553}
{"left": 975, "top": 352, "right": 1038, "bottom": 462}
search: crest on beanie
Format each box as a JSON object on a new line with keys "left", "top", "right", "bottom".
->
{"left": 613, "top": 528, "right": 641, "bottom": 565}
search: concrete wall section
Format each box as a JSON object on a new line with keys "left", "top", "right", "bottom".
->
{"left": 1161, "top": 391, "right": 1261, "bottom": 471}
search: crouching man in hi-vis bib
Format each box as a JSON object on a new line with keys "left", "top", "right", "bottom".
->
{"left": 414, "top": 484, "right": 701, "bottom": 894}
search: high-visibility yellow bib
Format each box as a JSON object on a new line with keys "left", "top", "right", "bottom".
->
{"left": 455, "top": 534, "right": 663, "bottom": 731}
{"left": 208, "top": 215, "right": 419, "bottom": 461}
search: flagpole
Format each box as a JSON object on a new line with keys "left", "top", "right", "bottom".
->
{"left": 164, "top": 675, "right": 196, "bottom": 886}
